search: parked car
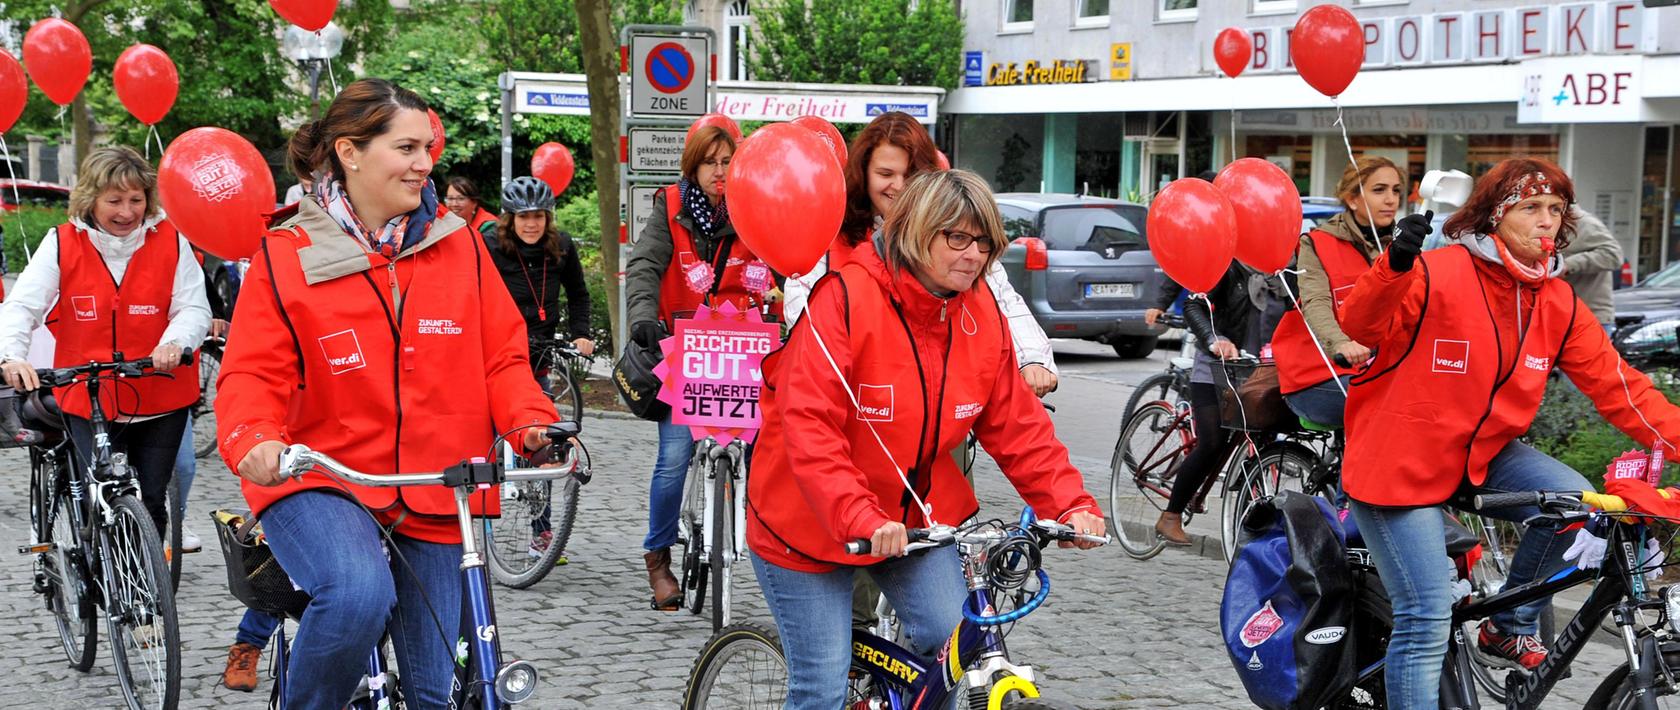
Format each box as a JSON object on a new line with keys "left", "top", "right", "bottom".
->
{"left": 1302, "top": 197, "right": 1341, "bottom": 231}
{"left": 0, "top": 179, "right": 69, "bottom": 210}
{"left": 1612, "top": 261, "right": 1680, "bottom": 370}
{"left": 994, "top": 193, "right": 1167, "bottom": 358}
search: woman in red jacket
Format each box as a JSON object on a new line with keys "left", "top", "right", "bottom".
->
{"left": 748, "top": 170, "right": 1104, "bottom": 709}
{"left": 1338, "top": 157, "right": 1680, "bottom": 708}
{"left": 443, "top": 175, "right": 497, "bottom": 237}
{"left": 215, "top": 79, "right": 558, "bottom": 710}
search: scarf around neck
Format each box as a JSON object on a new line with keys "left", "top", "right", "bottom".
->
{"left": 679, "top": 177, "right": 727, "bottom": 242}
{"left": 1462, "top": 233, "right": 1562, "bottom": 285}
{"left": 314, "top": 177, "right": 440, "bottom": 258}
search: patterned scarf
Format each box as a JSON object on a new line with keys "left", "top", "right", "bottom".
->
{"left": 314, "top": 177, "right": 440, "bottom": 258}
{"left": 679, "top": 177, "right": 727, "bottom": 243}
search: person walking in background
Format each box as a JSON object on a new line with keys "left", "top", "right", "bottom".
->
{"left": 1559, "top": 206, "right": 1623, "bottom": 335}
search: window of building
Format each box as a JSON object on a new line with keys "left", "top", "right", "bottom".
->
{"left": 1003, "top": 0, "right": 1034, "bottom": 29}
{"left": 723, "top": 0, "right": 751, "bottom": 81}
{"left": 1158, "top": 0, "right": 1196, "bottom": 22}
{"left": 1076, "top": 0, "right": 1109, "bottom": 23}
{"left": 1638, "top": 127, "right": 1670, "bottom": 279}
{"left": 1246, "top": 135, "right": 1314, "bottom": 195}
{"left": 1250, "top": 0, "right": 1296, "bottom": 15}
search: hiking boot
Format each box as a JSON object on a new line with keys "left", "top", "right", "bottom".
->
{"left": 644, "top": 548, "right": 682, "bottom": 610}
{"left": 1155, "top": 511, "right": 1193, "bottom": 546}
{"left": 223, "top": 641, "right": 262, "bottom": 692}
{"left": 1477, "top": 619, "right": 1549, "bottom": 670}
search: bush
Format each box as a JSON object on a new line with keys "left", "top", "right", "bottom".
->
{"left": 555, "top": 191, "right": 614, "bottom": 352}
{"left": 0, "top": 207, "right": 69, "bottom": 274}
{"left": 1528, "top": 371, "right": 1680, "bottom": 488}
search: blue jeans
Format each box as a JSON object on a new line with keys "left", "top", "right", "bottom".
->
{"left": 644, "top": 415, "right": 695, "bottom": 551}
{"left": 752, "top": 549, "right": 967, "bottom": 710}
{"left": 1348, "top": 440, "right": 1587, "bottom": 709}
{"left": 261, "top": 491, "right": 462, "bottom": 710}
{"left": 173, "top": 415, "right": 196, "bottom": 517}
{"left": 236, "top": 608, "right": 283, "bottom": 649}
{"left": 1283, "top": 375, "right": 1350, "bottom": 428}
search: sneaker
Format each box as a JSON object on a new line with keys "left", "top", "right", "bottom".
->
{"left": 181, "top": 528, "right": 203, "bottom": 553}
{"left": 223, "top": 641, "right": 262, "bottom": 692}
{"left": 528, "top": 530, "right": 554, "bottom": 558}
{"left": 1477, "top": 619, "right": 1549, "bottom": 670}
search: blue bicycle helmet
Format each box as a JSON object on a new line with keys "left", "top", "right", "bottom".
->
{"left": 502, "top": 176, "right": 556, "bottom": 213}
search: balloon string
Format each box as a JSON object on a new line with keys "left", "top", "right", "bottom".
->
{"left": 1193, "top": 291, "right": 1259, "bottom": 462}
{"left": 0, "top": 133, "right": 29, "bottom": 266}
{"left": 1332, "top": 98, "right": 1384, "bottom": 255}
{"left": 1229, "top": 108, "right": 1237, "bottom": 164}
{"left": 151, "top": 126, "right": 166, "bottom": 162}
{"left": 1277, "top": 275, "right": 1348, "bottom": 396}
{"left": 326, "top": 56, "right": 340, "bottom": 97}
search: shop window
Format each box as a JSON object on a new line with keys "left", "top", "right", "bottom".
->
{"left": 1158, "top": 0, "right": 1196, "bottom": 22}
{"left": 1246, "top": 135, "right": 1313, "bottom": 196}
{"left": 1465, "top": 134, "right": 1559, "bottom": 180}
{"left": 1638, "top": 127, "right": 1670, "bottom": 279}
{"left": 1075, "top": 0, "right": 1109, "bottom": 24}
{"left": 1004, "top": 0, "right": 1034, "bottom": 28}
{"left": 1250, "top": 0, "right": 1296, "bottom": 15}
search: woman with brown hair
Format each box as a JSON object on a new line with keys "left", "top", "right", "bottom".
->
{"left": 1337, "top": 156, "right": 1680, "bottom": 707}
{"left": 215, "top": 78, "right": 558, "bottom": 709}
{"left": 485, "top": 176, "right": 594, "bottom": 376}
{"left": 444, "top": 175, "right": 497, "bottom": 237}
{"left": 783, "top": 111, "right": 1059, "bottom": 396}
{"left": 1269, "top": 155, "right": 1407, "bottom": 428}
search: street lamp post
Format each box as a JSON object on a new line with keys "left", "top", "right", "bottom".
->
{"left": 281, "top": 23, "right": 346, "bottom": 118}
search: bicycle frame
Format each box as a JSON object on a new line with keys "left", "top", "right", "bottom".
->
{"left": 694, "top": 437, "right": 747, "bottom": 625}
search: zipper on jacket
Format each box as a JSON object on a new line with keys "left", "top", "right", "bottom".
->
{"left": 887, "top": 301, "right": 933, "bottom": 525}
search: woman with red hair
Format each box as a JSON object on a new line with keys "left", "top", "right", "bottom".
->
{"left": 1337, "top": 157, "right": 1680, "bottom": 708}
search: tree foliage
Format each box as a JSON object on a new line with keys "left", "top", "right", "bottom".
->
{"left": 750, "top": 0, "right": 963, "bottom": 89}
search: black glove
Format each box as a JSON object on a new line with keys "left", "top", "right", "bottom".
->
{"left": 1388, "top": 211, "right": 1433, "bottom": 272}
{"left": 631, "top": 321, "right": 666, "bottom": 350}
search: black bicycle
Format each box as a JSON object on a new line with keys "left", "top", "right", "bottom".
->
{"left": 17, "top": 352, "right": 193, "bottom": 710}
{"left": 531, "top": 335, "right": 592, "bottom": 425}
{"left": 190, "top": 334, "right": 223, "bottom": 459}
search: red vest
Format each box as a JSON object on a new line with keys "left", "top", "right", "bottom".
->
{"left": 49, "top": 221, "right": 198, "bottom": 419}
{"left": 657, "top": 184, "right": 760, "bottom": 325}
{"left": 1342, "top": 246, "right": 1576, "bottom": 506}
{"left": 1272, "top": 230, "right": 1370, "bottom": 394}
{"left": 748, "top": 263, "right": 1005, "bottom": 568}
{"left": 469, "top": 207, "right": 496, "bottom": 236}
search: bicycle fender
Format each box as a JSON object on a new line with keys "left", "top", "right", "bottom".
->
{"left": 1223, "top": 440, "right": 1320, "bottom": 492}
{"left": 987, "top": 676, "right": 1040, "bottom": 710}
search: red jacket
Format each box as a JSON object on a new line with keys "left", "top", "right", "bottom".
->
{"left": 469, "top": 207, "right": 496, "bottom": 236}
{"left": 1340, "top": 245, "right": 1680, "bottom": 506}
{"left": 1272, "top": 230, "right": 1366, "bottom": 394}
{"left": 658, "top": 184, "right": 764, "bottom": 325}
{"left": 214, "top": 199, "right": 557, "bottom": 543}
{"left": 747, "top": 241, "right": 1099, "bottom": 572}
{"left": 49, "top": 220, "right": 199, "bottom": 418}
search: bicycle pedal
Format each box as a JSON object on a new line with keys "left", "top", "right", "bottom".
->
{"left": 17, "top": 542, "right": 51, "bottom": 556}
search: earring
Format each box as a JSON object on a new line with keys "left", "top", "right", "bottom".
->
{"left": 351, "top": 163, "right": 360, "bottom": 172}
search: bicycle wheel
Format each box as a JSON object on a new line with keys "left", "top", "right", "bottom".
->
{"left": 102, "top": 494, "right": 181, "bottom": 710}
{"left": 710, "top": 457, "right": 734, "bottom": 632}
{"left": 682, "top": 622, "right": 788, "bottom": 710}
{"left": 1121, "top": 372, "right": 1185, "bottom": 433}
{"left": 164, "top": 474, "right": 183, "bottom": 593}
{"left": 544, "top": 359, "right": 584, "bottom": 425}
{"left": 1220, "top": 444, "right": 1314, "bottom": 563}
{"left": 681, "top": 456, "right": 709, "bottom": 615}
{"left": 193, "top": 346, "right": 221, "bottom": 459}
{"left": 1584, "top": 644, "right": 1680, "bottom": 709}
{"left": 46, "top": 484, "right": 97, "bottom": 671}
{"left": 1108, "top": 401, "right": 1191, "bottom": 559}
{"left": 485, "top": 475, "right": 575, "bottom": 589}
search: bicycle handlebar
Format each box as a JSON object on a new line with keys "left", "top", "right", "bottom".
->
{"left": 33, "top": 349, "right": 196, "bottom": 389}
{"left": 842, "top": 519, "right": 1106, "bottom": 555}
{"left": 278, "top": 427, "right": 581, "bottom": 488}
{"left": 845, "top": 528, "right": 939, "bottom": 556}
{"left": 1155, "top": 314, "right": 1186, "bottom": 329}
{"left": 1473, "top": 490, "right": 1629, "bottom": 514}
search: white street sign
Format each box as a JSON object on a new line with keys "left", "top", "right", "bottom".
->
{"left": 627, "top": 128, "right": 687, "bottom": 173}
{"left": 629, "top": 34, "right": 709, "bottom": 117}
{"left": 628, "top": 183, "right": 667, "bottom": 244}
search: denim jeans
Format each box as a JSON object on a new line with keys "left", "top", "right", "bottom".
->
{"left": 1282, "top": 376, "right": 1350, "bottom": 428}
{"left": 1348, "top": 440, "right": 1587, "bottom": 709}
{"left": 66, "top": 409, "right": 188, "bottom": 540}
{"left": 753, "top": 548, "right": 967, "bottom": 710}
{"left": 644, "top": 415, "right": 695, "bottom": 551}
{"left": 261, "top": 491, "right": 462, "bottom": 710}
{"left": 236, "top": 608, "right": 283, "bottom": 649}
{"left": 172, "top": 414, "right": 196, "bottom": 517}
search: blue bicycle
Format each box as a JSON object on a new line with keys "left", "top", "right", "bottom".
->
{"left": 212, "top": 422, "right": 581, "bottom": 709}
{"left": 681, "top": 507, "right": 1102, "bottom": 710}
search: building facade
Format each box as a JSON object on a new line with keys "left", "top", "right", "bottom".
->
{"left": 947, "top": 0, "right": 1680, "bottom": 279}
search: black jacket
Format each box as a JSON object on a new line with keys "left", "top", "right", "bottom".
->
{"left": 1151, "top": 263, "right": 1267, "bottom": 356}
{"left": 482, "top": 227, "right": 592, "bottom": 359}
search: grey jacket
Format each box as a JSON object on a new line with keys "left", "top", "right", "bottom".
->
{"left": 624, "top": 189, "right": 738, "bottom": 327}
{"left": 1562, "top": 206, "right": 1622, "bottom": 325}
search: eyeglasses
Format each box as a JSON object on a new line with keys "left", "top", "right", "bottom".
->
{"left": 443, "top": 195, "right": 471, "bottom": 204}
{"left": 941, "top": 230, "right": 994, "bottom": 254}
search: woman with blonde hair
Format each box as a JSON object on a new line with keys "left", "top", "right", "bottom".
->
{"left": 0, "top": 145, "right": 211, "bottom": 539}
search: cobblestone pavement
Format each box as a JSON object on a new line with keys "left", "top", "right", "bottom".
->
{"left": 0, "top": 408, "right": 1629, "bottom": 708}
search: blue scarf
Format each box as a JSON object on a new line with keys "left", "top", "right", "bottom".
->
{"left": 679, "top": 177, "right": 727, "bottom": 243}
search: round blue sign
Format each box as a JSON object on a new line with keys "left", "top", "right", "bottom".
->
{"left": 645, "top": 42, "right": 696, "bottom": 95}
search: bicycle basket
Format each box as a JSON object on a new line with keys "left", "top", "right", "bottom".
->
{"left": 1216, "top": 362, "right": 1291, "bottom": 432}
{"left": 211, "top": 509, "right": 311, "bottom": 619}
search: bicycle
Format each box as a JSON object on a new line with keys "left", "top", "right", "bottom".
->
{"left": 17, "top": 352, "right": 193, "bottom": 709}
{"left": 677, "top": 436, "right": 748, "bottom": 631}
{"left": 681, "top": 507, "right": 1106, "bottom": 710}
{"left": 190, "top": 334, "right": 223, "bottom": 459}
{"left": 1119, "top": 313, "right": 1194, "bottom": 432}
{"left": 531, "top": 335, "right": 593, "bottom": 425}
{"left": 481, "top": 427, "right": 592, "bottom": 589}
{"left": 246, "top": 422, "right": 582, "bottom": 709}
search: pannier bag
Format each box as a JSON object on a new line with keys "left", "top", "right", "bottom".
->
{"left": 1221, "top": 490, "right": 1356, "bottom": 710}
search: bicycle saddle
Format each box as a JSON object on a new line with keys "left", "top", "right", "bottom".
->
{"left": 1341, "top": 508, "right": 1481, "bottom": 558}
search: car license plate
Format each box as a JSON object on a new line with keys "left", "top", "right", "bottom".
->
{"left": 1085, "top": 283, "right": 1135, "bottom": 299}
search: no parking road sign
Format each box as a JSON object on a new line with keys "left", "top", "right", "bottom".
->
{"left": 630, "top": 34, "right": 709, "bottom": 117}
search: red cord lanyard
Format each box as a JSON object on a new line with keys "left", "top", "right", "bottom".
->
{"left": 517, "top": 254, "right": 548, "bottom": 321}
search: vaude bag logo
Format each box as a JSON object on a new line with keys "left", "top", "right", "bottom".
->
{"left": 318, "top": 329, "right": 368, "bottom": 375}
{"left": 856, "top": 383, "right": 894, "bottom": 422}
{"left": 1431, "top": 339, "right": 1470, "bottom": 375}
{"left": 1240, "top": 600, "right": 1285, "bottom": 648}
{"left": 1305, "top": 626, "right": 1347, "bottom": 645}
{"left": 70, "top": 295, "right": 98, "bottom": 321}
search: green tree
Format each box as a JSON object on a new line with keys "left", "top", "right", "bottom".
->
{"left": 750, "top": 0, "right": 964, "bottom": 89}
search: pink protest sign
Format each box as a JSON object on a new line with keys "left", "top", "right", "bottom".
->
{"left": 654, "top": 302, "right": 781, "bottom": 445}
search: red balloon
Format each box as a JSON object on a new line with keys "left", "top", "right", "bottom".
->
{"left": 1214, "top": 28, "right": 1252, "bottom": 79}
{"left": 1214, "top": 158, "right": 1302, "bottom": 274}
{"left": 1146, "top": 179, "right": 1237, "bottom": 294}
{"left": 728, "top": 122, "right": 845, "bottom": 277}
{"left": 1290, "top": 4, "right": 1363, "bottom": 98}
{"left": 790, "top": 115, "right": 847, "bottom": 170}
{"left": 531, "top": 142, "right": 574, "bottom": 196}
{"left": 22, "top": 19, "right": 90, "bottom": 106}
{"left": 688, "top": 113, "right": 743, "bottom": 145}
{"left": 0, "top": 50, "right": 24, "bottom": 133}
{"left": 934, "top": 150, "right": 951, "bottom": 171}
{"left": 113, "top": 44, "right": 179, "bottom": 126}
{"left": 270, "top": 0, "right": 338, "bottom": 31}
{"left": 427, "top": 109, "right": 445, "bottom": 164}
{"left": 158, "top": 128, "right": 276, "bottom": 260}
